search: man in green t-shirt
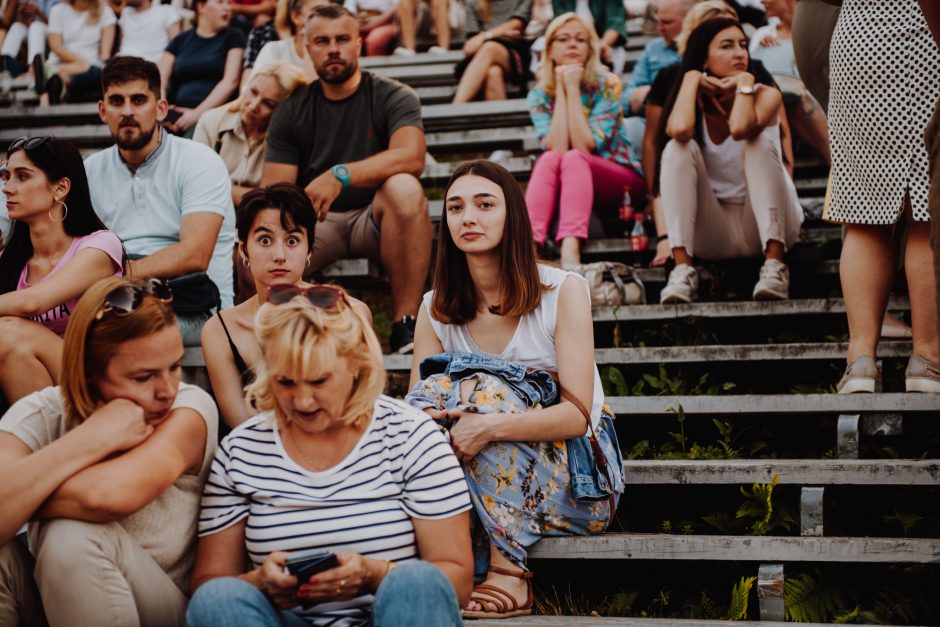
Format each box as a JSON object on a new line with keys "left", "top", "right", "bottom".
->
{"left": 263, "top": 3, "right": 430, "bottom": 354}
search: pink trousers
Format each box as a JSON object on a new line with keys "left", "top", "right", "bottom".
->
{"left": 525, "top": 150, "right": 646, "bottom": 243}
{"left": 363, "top": 23, "right": 398, "bottom": 56}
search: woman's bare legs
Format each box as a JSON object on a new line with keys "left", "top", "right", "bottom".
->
{"left": 787, "top": 95, "right": 831, "bottom": 165}
{"left": 452, "top": 41, "right": 510, "bottom": 103}
{"left": 0, "top": 317, "right": 62, "bottom": 403}
{"left": 905, "top": 220, "right": 940, "bottom": 362}
{"left": 841, "top": 223, "right": 897, "bottom": 363}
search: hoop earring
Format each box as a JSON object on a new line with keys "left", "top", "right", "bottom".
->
{"left": 242, "top": 257, "right": 249, "bottom": 269}
{"left": 49, "top": 201, "right": 67, "bottom": 223}
{"left": 305, "top": 256, "right": 311, "bottom": 269}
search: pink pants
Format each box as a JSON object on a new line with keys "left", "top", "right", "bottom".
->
{"left": 363, "top": 23, "right": 398, "bottom": 56}
{"left": 525, "top": 150, "right": 646, "bottom": 243}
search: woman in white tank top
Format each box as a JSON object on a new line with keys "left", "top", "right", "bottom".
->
{"left": 410, "top": 159, "right": 623, "bottom": 619}
{"left": 654, "top": 17, "right": 803, "bottom": 305}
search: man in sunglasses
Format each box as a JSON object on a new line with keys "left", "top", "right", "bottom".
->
{"left": 261, "top": 3, "right": 430, "bottom": 355}
{"left": 83, "top": 56, "right": 236, "bottom": 345}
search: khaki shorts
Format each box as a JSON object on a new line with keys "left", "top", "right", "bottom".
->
{"left": 307, "top": 204, "right": 381, "bottom": 275}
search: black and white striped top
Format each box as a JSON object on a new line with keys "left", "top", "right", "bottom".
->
{"left": 198, "top": 395, "right": 471, "bottom": 626}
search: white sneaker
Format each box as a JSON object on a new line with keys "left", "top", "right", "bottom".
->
{"left": 392, "top": 46, "right": 416, "bottom": 56}
{"left": 752, "top": 259, "right": 790, "bottom": 301}
{"left": 428, "top": 45, "right": 448, "bottom": 54}
{"left": 487, "top": 149, "right": 513, "bottom": 163}
{"left": 660, "top": 264, "right": 698, "bottom": 304}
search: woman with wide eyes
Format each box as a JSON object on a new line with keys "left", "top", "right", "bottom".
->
{"left": 0, "top": 276, "right": 218, "bottom": 627}
{"left": 525, "top": 12, "right": 645, "bottom": 268}
{"left": 0, "top": 137, "right": 124, "bottom": 405}
{"left": 655, "top": 17, "right": 803, "bottom": 305}
{"left": 410, "top": 159, "right": 624, "bottom": 619}
{"left": 200, "top": 183, "right": 371, "bottom": 429}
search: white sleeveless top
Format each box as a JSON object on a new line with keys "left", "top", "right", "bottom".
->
{"left": 422, "top": 264, "right": 604, "bottom": 432}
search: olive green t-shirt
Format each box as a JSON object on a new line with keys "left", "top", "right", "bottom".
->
{"left": 265, "top": 71, "right": 423, "bottom": 212}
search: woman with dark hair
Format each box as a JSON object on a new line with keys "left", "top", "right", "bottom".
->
{"left": 201, "top": 183, "right": 371, "bottom": 429}
{"left": 0, "top": 136, "right": 124, "bottom": 403}
{"left": 655, "top": 17, "right": 802, "bottom": 304}
{"left": 159, "top": 0, "right": 246, "bottom": 136}
{"left": 409, "top": 159, "right": 624, "bottom": 619}
{"left": 0, "top": 276, "right": 218, "bottom": 627}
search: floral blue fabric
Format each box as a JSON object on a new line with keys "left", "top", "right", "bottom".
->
{"left": 405, "top": 352, "right": 625, "bottom": 572}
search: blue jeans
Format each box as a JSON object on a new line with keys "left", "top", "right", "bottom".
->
{"left": 186, "top": 561, "right": 463, "bottom": 627}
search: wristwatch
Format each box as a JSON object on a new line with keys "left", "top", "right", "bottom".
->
{"left": 483, "top": 31, "right": 494, "bottom": 41}
{"left": 331, "top": 164, "right": 351, "bottom": 190}
{"left": 735, "top": 83, "right": 756, "bottom": 96}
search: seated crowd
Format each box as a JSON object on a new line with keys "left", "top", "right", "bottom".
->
{"left": 0, "top": 0, "right": 937, "bottom": 625}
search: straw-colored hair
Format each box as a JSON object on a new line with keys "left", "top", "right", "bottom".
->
{"left": 231, "top": 61, "right": 311, "bottom": 112}
{"left": 246, "top": 295, "right": 385, "bottom": 429}
{"left": 61, "top": 277, "right": 176, "bottom": 429}
{"left": 675, "top": 0, "right": 736, "bottom": 55}
{"left": 67, "top": 0, "right": 105, "bottom": 25}
{"left": 537, "top": 13, "right": 603, "bottom": 99}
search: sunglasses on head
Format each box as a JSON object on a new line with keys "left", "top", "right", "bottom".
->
{"left": 95, "top": 278, "right": 173, "bottom": 321}
{"left": 267, "top": 283, "right": 347, "bottom": 308}
{"left": 8, "top": 136, "right": 51, "bottom": 155}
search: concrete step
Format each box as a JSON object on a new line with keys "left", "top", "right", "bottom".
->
{"left": 591, "top": 296, "right": 909, "bottom": 322}
{"left": 528, "top": 533, "right": 940, "bottom": 564}
{"left": 381, "top": 341, "right": 913, "bottom": 372}
{"left": 606, "top": 392, "right": 934, "bottom": 416}
{"left": 620, "top": 459, "right": 940, "bottom": 485}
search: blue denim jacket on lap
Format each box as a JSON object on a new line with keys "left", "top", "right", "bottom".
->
{"left": 406, "top": 351, "right": 625, "bottom": 504}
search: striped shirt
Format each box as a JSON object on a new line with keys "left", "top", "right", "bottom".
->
{"left": 198, "top": 395, "right": 471, "bottom": 626}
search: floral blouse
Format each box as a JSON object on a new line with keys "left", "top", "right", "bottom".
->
{"left": 526, "top": 71, "right": 634, "bottom": 167}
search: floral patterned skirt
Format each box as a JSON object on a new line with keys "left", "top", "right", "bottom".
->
{"left": 408, "top": 372, "right": 616, "bottom": 574}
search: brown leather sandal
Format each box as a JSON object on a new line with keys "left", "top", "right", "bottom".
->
{"left": 462, "top": 565, "right": 534, "bottom": 620}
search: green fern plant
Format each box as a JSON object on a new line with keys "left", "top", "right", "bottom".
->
{"left": 784, "top": 570, "right": 854, "bottom": 623}
{"left": 726, "top": 576, "right": 756, "bottom": 620}
{"left": 608, "top": 591, "right": 638, "bottom": 617}
{"left": 883, "top": 508, "right": 924, "bottom": 536}
{"left": 736, "top": 474, "right": 796, "bottom": 535}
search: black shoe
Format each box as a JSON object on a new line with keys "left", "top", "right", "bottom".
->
{"left": 389, "top": 316, "right": 416, "bottom": 354}
{"left": 32, "top": 54, "right": 45, "bottom": 95}
{"left": 46, "top": 74, "right": 63, "bottom": 105}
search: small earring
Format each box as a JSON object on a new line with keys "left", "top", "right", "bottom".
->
{"left": 242, "top": 257, "right": 249, "bottom": 269}
{"left": 48, "top": 201, "right": 68, "bottom": 223}
{"left": 305, "top": 257, "right": 311, "bottom": 269}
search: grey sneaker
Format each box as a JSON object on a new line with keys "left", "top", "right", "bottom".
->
{"left": 752, "top": 259, "right": 790, "bottom": 300}
{"left": 660, "top": 264, "right": 698, "bottom": 304}
{"left": 905, "top": 355, "right": 940, "bottom": 393}
{"left": 837, "top": 356, "right": 879, "bottom": 394}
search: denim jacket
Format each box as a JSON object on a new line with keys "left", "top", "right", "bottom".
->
{"left": 406, "top": 351, "right": 625, "bottom": 503}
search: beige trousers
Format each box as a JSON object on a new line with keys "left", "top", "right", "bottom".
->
{"left": 660, "top": 132, "right": 802, "bottom": 260}
{"left": 0, "top": 520, "right": 186, "bottom": 627}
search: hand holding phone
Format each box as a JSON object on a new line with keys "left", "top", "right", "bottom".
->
{"left": 285, "top": 549, "right": 339, "bottom": 583}
{"left": 163, "top": 108, "right": 183, "bottom": 125}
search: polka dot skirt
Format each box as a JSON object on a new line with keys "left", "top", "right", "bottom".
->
{"left": 827, "top": 0, "right": 940, "bottom": 224}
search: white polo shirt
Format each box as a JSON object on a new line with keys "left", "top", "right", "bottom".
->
{"left": 84, "top": 132, "right": 236, "bottom": 308}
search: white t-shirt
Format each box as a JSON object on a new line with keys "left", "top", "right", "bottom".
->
{"left": 83, "top": 132, "right": 237, "bottom": 308}
{"left": 199, "top": 395, "right": 471, "bottom": 626}
{"left": 118, "top": 5, "right": 180, "bottom": 63}
{"left": 0, "top": 383, "right": 219, "bottom": 592}
{"left": 344, "top": 0, "right": 396, "bottom": 14}
{"left": 423, "top": 264, "right": 604, "bottom": 431}
{"left": 250, "top": 38, "right": 304, "bottom": 76}
{"left": 47, "top": 3, "right": 116, "bottom": 65}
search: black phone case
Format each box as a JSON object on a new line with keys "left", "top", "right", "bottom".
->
{"left": 287, "top": 553, "right": 339, "bottom": 581}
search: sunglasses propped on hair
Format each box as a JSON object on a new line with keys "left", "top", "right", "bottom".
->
{"left": 95, "top": 278, "right": 173, "bottom": 321}
{"left": 267, "top": 284, "right": 347, "bottom": 309}
{"left": 7, "top": 136, "right": 51, "bottom": 155}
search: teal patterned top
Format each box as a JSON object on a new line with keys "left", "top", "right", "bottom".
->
{"left": 527, "top": 71, "right": 634, "bottom": 167}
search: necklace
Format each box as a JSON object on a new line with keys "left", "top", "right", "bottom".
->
{"left": 283, "top": 423, "right": 365, "bottom": 471}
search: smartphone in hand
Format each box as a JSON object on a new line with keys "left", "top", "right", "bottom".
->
{"left": 163, "top": 108, "right": 183, "bottom": 125}
{"left": 285, "top": 549, "right": 339, "bottom": 582}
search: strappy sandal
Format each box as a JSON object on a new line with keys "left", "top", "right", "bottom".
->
{"left": 462, "top": 565, "right": 534, "bottom": 620}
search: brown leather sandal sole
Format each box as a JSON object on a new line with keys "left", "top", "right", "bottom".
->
{"left": 462, "top": 565, "right": 534, "bottom": 620}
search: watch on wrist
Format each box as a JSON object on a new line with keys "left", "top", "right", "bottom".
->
{"left": 735, "top": 83, "right": 756, "bottom": 96}
{"left": 331, "top": 164, "right": 351, "bottom": 190}
{"left": 483, "top": 31, "right": 494, "bottom": 40}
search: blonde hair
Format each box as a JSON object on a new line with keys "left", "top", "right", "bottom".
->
{"left": 230, "top": 61, "right": 311, "bottom": 113}
{"left": 61, "top": 277, "right": 176, "bottom": 429}
{"left": 68, "top": 0, "right": 105, "bottom": 25}
{"left": 675, "top": 0, "right": 736, "bottom": 54}
{"left": 246, "top": 295, "right": 385, "bottom": 429}
{"left": 537, "top": 13, "right": 603, "bottom": 99}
